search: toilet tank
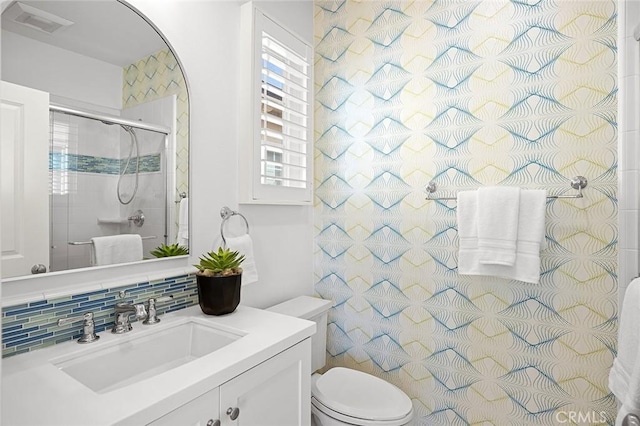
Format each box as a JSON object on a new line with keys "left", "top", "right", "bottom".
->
{"left": 267, "top": 296, "right": 333, "bottom": 372}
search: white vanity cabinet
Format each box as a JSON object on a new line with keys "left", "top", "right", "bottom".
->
{"left": 2, "top": 306, "right": 315, "bottom": 426}
{"left": 148, "top": 388, "right": 220, "bottom": 426}
{"left": 149, "top": 339, "right": 311, "bottom": 426}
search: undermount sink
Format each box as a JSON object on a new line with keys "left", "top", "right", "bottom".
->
{"left": 52, "top": 318, "right": 242, "bottom": 394}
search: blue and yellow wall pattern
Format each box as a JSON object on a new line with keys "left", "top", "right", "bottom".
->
{"left": 314, "top": 0, "right": 618, "bottom": 424}
{"left": 122, "top": 48, "right": 189, "bottom": 196}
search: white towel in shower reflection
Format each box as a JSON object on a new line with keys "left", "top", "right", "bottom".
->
{"left": 91, "top": 234, "right": 143, "bottom": 266}
{"left": 177, "top": 197, "right": 189, "bottom": 247}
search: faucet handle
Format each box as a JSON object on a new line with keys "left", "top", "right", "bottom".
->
{"left": 152, "top": 295, "right": 174, "bottom": 304}
{"left": 57, "top": 312, "right": 100, "bottom": 344}
{"left": 143, "top": 295, "right": 174, "bottom": 325}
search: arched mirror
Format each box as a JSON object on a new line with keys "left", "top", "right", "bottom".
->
{"left": 1, "top": 0, "right": 189, "bottom": 279}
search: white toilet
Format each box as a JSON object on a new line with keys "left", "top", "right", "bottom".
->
{"left": 268, "top": 296, "right": 414, "bottom": 426}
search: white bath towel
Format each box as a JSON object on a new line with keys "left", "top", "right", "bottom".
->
{"left": 610, "top": 278, "right": 640, "bottom": 425}
{"left": 457, "top": 189, "right": 547, "bottom": 284}
{"left": 224, "top": 234, "right": 259, "bottom": 285}
{"left": 177, "top": 197, "right": 189, "bottom": 247}
{"left": 457, "top": 190, "right": 479, "bottom": 256}
{"left": 91, "top": 234, "right": 143, "bottom": 266}
{"left": 477, "top": 186, "right": 520, "bottom": 266}
{"left": 516, "top": 189, "right": 547, "bottom": 251}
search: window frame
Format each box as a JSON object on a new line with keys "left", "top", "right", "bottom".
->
{"left": 239, "top": 3, "right": 313, "bottom": 205}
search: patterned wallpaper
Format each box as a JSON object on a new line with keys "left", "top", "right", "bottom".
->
{"left": 122, "top": 48, "right": 189, "bottom": 196}
{"left": 313, "top": 1, "right": 618, "bottom": 425}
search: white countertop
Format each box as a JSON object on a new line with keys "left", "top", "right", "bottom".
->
{"left": 1, "top": 305, "right": 315, "bottom": 426}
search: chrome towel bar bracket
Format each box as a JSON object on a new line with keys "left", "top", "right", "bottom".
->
{"left": 174, "top": 192, "right": 187, "bottom": 203}
{"left": 425, "top": 176, "right": 588, "bottom": 201}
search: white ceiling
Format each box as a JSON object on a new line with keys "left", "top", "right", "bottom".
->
{"left": 1, "top": 0, "right": 169, "bottom": 66}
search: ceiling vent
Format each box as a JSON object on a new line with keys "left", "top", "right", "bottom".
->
{"left": 2, "top": 2, "right": 74, "bottom": 34}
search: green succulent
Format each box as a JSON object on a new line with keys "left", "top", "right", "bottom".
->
{"left": 195, "top": 247, "right": 245, "bottom": 277}
{"left": 150, "top": 243, "right": 189, "bottom": 258}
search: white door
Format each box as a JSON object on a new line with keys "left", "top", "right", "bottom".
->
{"left": 1, "top": 81, "right": 50, "bottom": 278}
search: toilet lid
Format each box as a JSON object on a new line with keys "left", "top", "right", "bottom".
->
{"left": 311, "top": 368, "right": 413, "bottom": 421}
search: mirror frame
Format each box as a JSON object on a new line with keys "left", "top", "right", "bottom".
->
{"left": 1, "top": 0, "right": 191, "bottom": 296}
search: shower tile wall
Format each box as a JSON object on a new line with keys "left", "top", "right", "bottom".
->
{"left": 50, "top": 113, "right": 123, "bottom": 271}
{"left": 50, "top": 112, "right": 167, "bottom": 271}
{"left": 117, "top": 120, "right": 167, "bottom": 256}
{"left": 122, "top": 96, "right": 176, "bottom": 249}
{"left": 314, "top": 1, "right": 618, "bottom": 424}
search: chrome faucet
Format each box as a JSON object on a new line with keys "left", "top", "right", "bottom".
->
{"left": 143, "top": 295, "right": 174, "bottom": 325}
{"left": 111, "top": 302, "right": 147, "bottom": 334}
{"left": 57, "top": 312, "right": 100, "bottom": 343}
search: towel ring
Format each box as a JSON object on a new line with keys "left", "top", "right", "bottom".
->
{"left": 220, "top": 206, "right": 249, "bottom": 248}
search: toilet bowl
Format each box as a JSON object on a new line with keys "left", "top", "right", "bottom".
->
{"left": 311, "top": 367, "right": 413, "bottom": 426}
{"left": 267, "top": 296, "right": 414, "bottom": 426}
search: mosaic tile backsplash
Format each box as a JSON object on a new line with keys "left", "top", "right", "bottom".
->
{"left": 2, "top": 274, "right": 198, "bottom": 358}
{"left": 314, "top": 0, "right": 618, "bottom": 425}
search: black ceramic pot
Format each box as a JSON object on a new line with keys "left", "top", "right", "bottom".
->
{"left": 196, "top": 273, "right": 242, "bottom": 315}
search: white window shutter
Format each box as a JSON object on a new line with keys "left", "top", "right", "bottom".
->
{"left": 240, "top": 5, "right": 313, "bottom": 204}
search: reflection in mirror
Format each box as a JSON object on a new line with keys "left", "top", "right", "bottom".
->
{"left": 1, "top": 0, "right": 189, "bottom": 278}
{"left": 49, "top": 109, "right": 169, "bottom": 272}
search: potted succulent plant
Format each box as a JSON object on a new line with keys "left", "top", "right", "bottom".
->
{"left": 150, "top": 243, "right": 189, "bottom": 258}
{"left": 194, "top": 247, "right": 245, "bottom": 315}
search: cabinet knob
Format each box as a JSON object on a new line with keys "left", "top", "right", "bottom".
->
{"left": 206, "top": 420, "right": 220, "bottom": 426}
{"left": 226, "top": 407, "right": 240, "bottom": 420}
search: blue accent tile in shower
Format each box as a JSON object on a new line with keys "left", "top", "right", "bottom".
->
{"left": 49, "top": 153, "right": 161, "bottom": 175}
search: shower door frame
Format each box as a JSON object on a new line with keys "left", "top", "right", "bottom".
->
{"left": 49, "top": 103, "right": 171, "bottom": 270}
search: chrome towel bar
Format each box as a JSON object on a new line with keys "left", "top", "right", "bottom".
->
{"left": 68, "top": 235, "right": 156, "bottom": 245}
{"left": 425, "top": 176, "right": 588, "bottom": 201}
